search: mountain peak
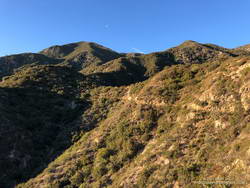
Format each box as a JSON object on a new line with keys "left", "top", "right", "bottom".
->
{"left": 179, "top": 40, "right": 200, "bottom": 47}
{"left": 39, "top": 41, "right": 119, "bottom": 59}
{"left": 39, "top": 41, "right": 121, "bottom": 70}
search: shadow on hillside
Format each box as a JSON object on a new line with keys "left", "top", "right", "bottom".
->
{"left": 88, "top": 70, "right": 147, "bottom": 86}
{"left": 0, "top": 62, "right": 149, "bottom": 187}
{"left": 0, "top": 86, "right": 90, "bottom": 188}
{"left": 0, "top": 56, "right": 177, "bottom": 187}
{"left": 85, "top": 61, "right": 148, "bottom": 86}
{"left": 84, "top": 51, "right": 178, "bottom": 86}
{"left": 0, "top": 54, "right": 64, "bottom": 81}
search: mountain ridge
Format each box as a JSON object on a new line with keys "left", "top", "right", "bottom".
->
{"left": 1, "top": 40, "right": 250, "bottom": 81}
{"left": 0, "top": 40, "right": 250, "bottom": 188}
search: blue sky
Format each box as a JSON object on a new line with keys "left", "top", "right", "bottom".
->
{"left": 0, "top": 0, "right": 250, "bottom": 56}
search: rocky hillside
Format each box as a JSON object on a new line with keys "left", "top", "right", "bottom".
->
{"left": 0, "top": 41, "right": 250, "bottom": 188}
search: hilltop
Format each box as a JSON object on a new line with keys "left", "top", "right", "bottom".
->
{"left": 0, "top": 41, "right": 250, "bottom": 188}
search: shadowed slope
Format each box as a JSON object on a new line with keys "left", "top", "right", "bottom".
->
{"left": 0, "top": 53, "right": 62, "bottom": 80}
{"left": 0, "top": 65, "right": 91, "bottom": 188}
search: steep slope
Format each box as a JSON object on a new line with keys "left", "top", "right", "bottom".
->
{"left": 16, "top": 56, "right": 250, "bottom": 188}
{"left": 0, "top": 64, "right": 129, "bottom": 188}
{"left": 0, "top": 41, "right": 250, "bottom": 188}
{"left": 0, "top": 65, "right": 91, "bottom": 188}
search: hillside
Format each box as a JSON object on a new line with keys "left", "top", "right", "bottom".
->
{"left": 40, "top": 42, "right": 121, "bottom": 70}
{"left": 0, "top": 53, "right": 62, "bottom": 80}
{"left": 0, "top": 41, "right": 250, "bottom": 188}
